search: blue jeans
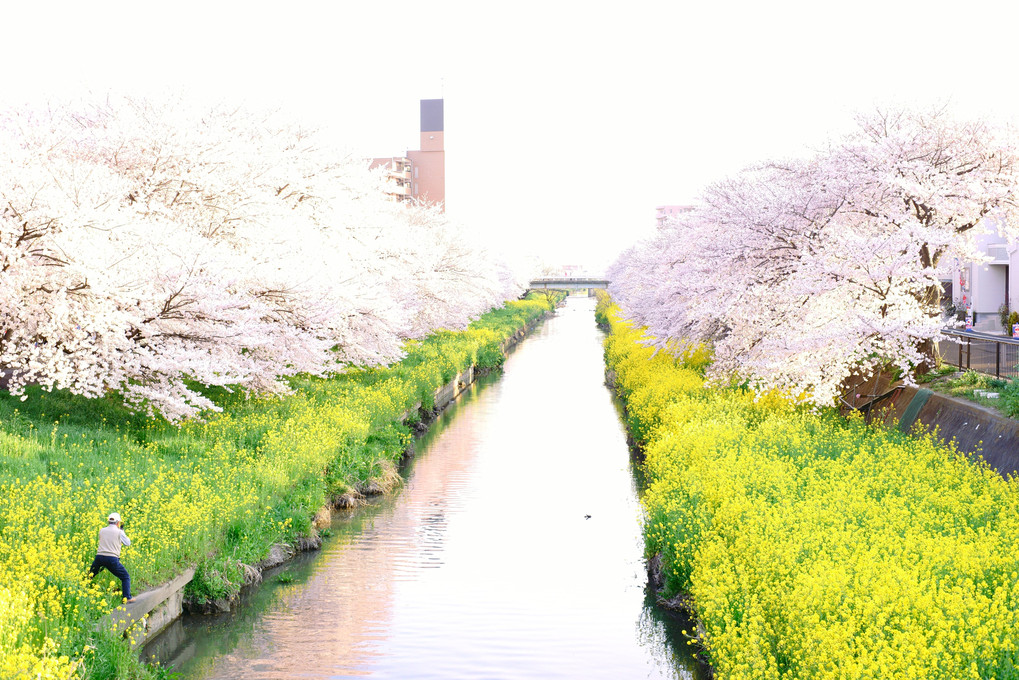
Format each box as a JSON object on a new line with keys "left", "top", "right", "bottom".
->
{"left": 89, "top": 554, "right": 132, "bottom": 600}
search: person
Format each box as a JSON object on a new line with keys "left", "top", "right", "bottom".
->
{"left": 89, "top": 512, "right": 135, "bottom": 603}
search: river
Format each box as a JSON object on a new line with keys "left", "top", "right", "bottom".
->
{"left": 146, "top": 296, "right": 707, "bottom": 679}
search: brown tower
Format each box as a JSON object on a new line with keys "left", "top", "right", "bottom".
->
{"left": 407, "top": 99, "right": 445, "bottom": 209}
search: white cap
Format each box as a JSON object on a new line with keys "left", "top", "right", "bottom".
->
{"left": 108, "top": 512, "right": 121, "bottom": 523}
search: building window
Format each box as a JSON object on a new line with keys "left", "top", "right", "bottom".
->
{"left": 414, "top": 167, "right": 419, "bottom": 178}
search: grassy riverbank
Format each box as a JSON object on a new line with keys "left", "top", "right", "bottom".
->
{"left": 0, "top": 295, "right": 554, "bottom": 680}
{"left": 598, "top": 293, "right": 1019, "bottom": 680}
{"left": 921, "top": 367, "right": 1019, "bottom": 419}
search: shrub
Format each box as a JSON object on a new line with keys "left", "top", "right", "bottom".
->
{"left": 1000, "top": 302, "right": 1013, "bottom": 333}
{"left": 958, "top": 369, "right": 985, "bottom": 386}
{"left": 594, "top": 289, "right": 613, "bottom": 328}
{"left": 1002, "top": 379, "right": 1019, "bottom": 418}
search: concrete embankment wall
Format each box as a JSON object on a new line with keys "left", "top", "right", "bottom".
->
{"left": 424, "top": 312, "right": 544, "bottom": 409}
{"left": 871, "top": 386, "right": 1019, "bottom": 477}
{"left": 125, "top": 310, "right": 549, "bottom": 651}
{"left": 101, "top": 567, "right": 195, "bottom": 649}
{"left": 399, "top": 313, "right": 545, "bottom": 421}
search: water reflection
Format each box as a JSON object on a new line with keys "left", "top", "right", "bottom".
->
{"left": 153, "top": 297, "right": 708, "bottom": 679}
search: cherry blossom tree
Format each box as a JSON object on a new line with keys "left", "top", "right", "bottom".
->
{"left": 609, "top": 108, "right": 1019, "bottom": 406}
{"left": 0, "top": 97, "right": 521, "bottom": 421}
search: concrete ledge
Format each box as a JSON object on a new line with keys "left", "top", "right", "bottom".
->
{"left": 434, "top": 366, "right": 475, "bottom": 411}
{"left": 499, "top": 315, "right": 544, "bottom": 353}
{"left": 399, "top": 311, "right": 548, "bottom": 423}
{"left": 398, "top": 359, "right": 483, "bottom": 423}
{"left": 103, "top": 566, "right": 195, "bottom": 649}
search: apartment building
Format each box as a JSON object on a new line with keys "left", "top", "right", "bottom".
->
{"left": 368, "top": 156, "right": 414, "bottom": 201}
{"left": 370, "top": 99, "right": 445, "bottom": 210}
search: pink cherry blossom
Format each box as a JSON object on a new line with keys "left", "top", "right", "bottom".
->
{"left": 609, "top": 108, "right": 1019, "bottom": 406}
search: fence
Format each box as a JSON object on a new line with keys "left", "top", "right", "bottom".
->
{"left": 938, "top": 331, "right": 1019, "bottom": 379}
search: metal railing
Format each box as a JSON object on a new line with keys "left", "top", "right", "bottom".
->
{"left": 938, "top": 330, "right": 1019, "bottom": 379}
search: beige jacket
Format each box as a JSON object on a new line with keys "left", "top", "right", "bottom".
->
{"left": 97, "top": 524, "right": 131, "bottom": 557}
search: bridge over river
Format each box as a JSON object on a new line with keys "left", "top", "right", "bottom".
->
{"left": 528, "top": 276, "right": 610, "bottom": 292}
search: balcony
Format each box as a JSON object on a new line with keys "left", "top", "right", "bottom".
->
{"left": 987, "top": 244, "right": 1010, "bottom": 264}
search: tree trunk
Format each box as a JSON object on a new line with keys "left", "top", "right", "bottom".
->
{"left": 914, "top": 280, "right": 946, "bottom": 378}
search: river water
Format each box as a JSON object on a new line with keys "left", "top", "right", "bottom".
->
{"left": 149, "top": 297, "right": 707, "bottom": 679}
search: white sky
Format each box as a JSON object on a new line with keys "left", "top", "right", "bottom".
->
{"left": 5, "top": 0, "right": 1019, "bottom": 273}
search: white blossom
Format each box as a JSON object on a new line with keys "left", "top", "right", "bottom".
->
{"left": 0, "top": 97, "right": 523, "bottom": 421}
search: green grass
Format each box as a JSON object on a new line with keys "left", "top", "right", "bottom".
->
{"left": 923, "top": 369, "right": 1019, "bottom": 417}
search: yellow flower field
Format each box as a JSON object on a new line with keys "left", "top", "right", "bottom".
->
{"left": 600, "top": 293, "right": 1019, "bottom": 680}
{"left": 0, "top": 296, "right": 553, "bottom": 680}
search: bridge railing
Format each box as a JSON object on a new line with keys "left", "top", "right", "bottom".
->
{"left": 528, "top": 277, "right": 609, "bottom": 285}
{"left": 938, "top": 330, "right": 1019, "bottom": 379}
